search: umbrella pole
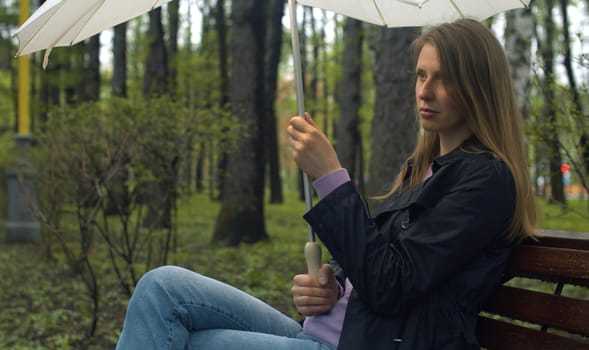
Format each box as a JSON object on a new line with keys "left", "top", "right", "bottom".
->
{"left": 288, "top": 0, "right": 321, "bottom": 278}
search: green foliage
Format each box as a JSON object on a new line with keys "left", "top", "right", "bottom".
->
{"left": 0, "top": 241, "right": 90, "bottom": 349}
{"left": 0, "top": 109, "right": 16, "bottom": 223}
{"left": 0, "top": 2, "right": 18, "bottom": 70}
{"left": 0, "top": 70, "right": 15, "bottom": 133}
{"left": 30, "top": 95, "right": 236, "bottom": 208}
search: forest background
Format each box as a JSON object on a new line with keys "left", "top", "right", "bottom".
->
{"left": 0, "top": 0, "right": 588, "bottom": 348}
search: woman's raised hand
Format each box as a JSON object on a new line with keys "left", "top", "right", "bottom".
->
{"left": 287, "top": 113, "right": 342, "bottom": 180}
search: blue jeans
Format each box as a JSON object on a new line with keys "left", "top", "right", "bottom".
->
{"left": 116, "top": 266, "right": 336, "bottom": 350}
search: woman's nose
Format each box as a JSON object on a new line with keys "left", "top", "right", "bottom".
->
{"left": 417, "top": 80, "right": 433, "bottom": 100}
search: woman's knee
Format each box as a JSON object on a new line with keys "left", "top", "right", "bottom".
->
{"left": 136, "top": 265, "right": 177, "bottom": 288}
{"left": 131, "top": 265, "right": 196, "bottom": 302}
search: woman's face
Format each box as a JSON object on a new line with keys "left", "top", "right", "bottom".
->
{"left": 415, "top": 43, "right": 472, "bottom": 153}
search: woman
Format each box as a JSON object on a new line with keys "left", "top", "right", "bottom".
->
{"left": 116, "top": 18, "right": 537, "bottom": 350}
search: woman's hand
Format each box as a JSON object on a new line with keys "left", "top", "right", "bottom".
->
{"left": 292, "top": 264, "right": 339, "bottom": 316}
{"left": 287, "top": 113, "right": 342, "bottom": 180}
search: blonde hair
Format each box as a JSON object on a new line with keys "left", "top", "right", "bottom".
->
{"left": 388, "top": 18, "right": 537, "bottom": 242}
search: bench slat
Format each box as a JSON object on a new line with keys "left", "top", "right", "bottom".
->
{"left": 534, "top": 231, "right": 589, "bottom": 251}
{"left": 477, "top": 232, "right": 589, "bottom": 348}
{"left": 482, "top": 285, "right": 589, "bottom": 335}
{"left": 477, "top": 316, "right": 589, "bottom": 350}
{"left": 507, "top": 245, "right": 589, "bottom": 285}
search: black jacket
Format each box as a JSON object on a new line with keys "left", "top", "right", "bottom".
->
{"left": 304, "top": 144, "right": 516, "bottom": 349}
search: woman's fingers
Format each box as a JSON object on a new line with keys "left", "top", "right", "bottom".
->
{"left": 286, "top": 116, "right": 309, "bottom": 151}
{"left": 292, "top": 288, "right": 334, "bottom": 316}
{"left": 292, "top": 291, "right": 332, "bottom": 306}
{"left": 291, "top": 268, "right": 339, "bottom": 316}
{"left": 295, "top": 304, "right": 333, "bottom": 316}
{"left": 304, "top": 112, "right": 318, "bottom": 128}
{"left": 287, "top": 114, "right": 342, "bottom": 179}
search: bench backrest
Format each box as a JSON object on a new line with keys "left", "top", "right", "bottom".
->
{"left": 477, "top": 231, "right": 589, "bottom": 350}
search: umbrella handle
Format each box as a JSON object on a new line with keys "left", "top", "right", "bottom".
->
{"left": 305, "top": 241, "right": 322, "bottom": 278}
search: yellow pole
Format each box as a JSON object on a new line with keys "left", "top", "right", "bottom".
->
{"left": 18, "top": 0, "right": 30, "bottom": 136}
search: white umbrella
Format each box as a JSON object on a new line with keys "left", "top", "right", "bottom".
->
{"left": 288, "top": 0, "right": 530, "bottom": 276}
{"left": 295, "top": 0, "right": 530, "bottom": 27}
{"left": 13, "top": 0, "right": 172, "bottom": 67}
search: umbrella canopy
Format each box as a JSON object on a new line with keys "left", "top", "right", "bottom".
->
{"left": 296, "top": 0, "right": 530, "bottom": 27}
{"left": 14, "top": 0, "right": 172, "bottom": 65}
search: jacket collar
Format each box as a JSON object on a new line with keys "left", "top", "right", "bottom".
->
{"left": 431, "top": 136, "right": 488, "bottom": 173}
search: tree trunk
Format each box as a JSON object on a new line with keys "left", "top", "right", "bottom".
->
{"left": 168, "top": 0, "right": 180, "bottom": 95}
{"left": 65, "top": 47, "right": 82, "bottom": 105}
{"left": 336, "top": 18, "right": 363, "bottom": 180}
{"left": 106, "top": 24, "right": 130, "bottom": 216}
{"left": 213, "top": 0, "right": 268, "bottom": 246}
{"left": 195, "top": 0, "right": 213, "bottom": 196}
{"left": 196, "top": 141, "right": 205, "bottom": 192}
{"left": 215, "top": 0, "right": 229, "bottom": 104}
{"left": 142, "top": 7, "right": 172, "bottom": 229}
{"left": 367, "top": 27, "right": 419, "bottom": 201}
{"left": 143, "top": 8, "right": 169, "bottom": 95}
{"left": 83, "top": 35, "right": 100, "bottom": 102}
{"left": 320, "top": 11, "right": 330, "bottom": 136}
{"left": 504, "top": 7, "right": 534, "bottom": 190}
{"left": 356, "top": 132, "right": 365, "bottom": 192}
{"left": 39, "top": 52, "right": 60, "bottom": 124}
{"left": 538, "top": 0, "right": 566, "bottom": 205}
{"left": 215, "top": 0, "right": 230, "bottom": 200}
{"left": 265, "top": 0, "right": 285, "bottom": 204}
{"left": 505, "top": 9, "right": 533, "bottom": 121}
{"left": 559, "top": 0, "right": 589, "bottom": 193}
{"left": 112, "top": 23, "right": 127, "bottom": 97}
{"left": 309, "top": 8, "right": 319, "bottom": 118}
{"left": 328, "top": 14, "right": 342, "bottom": 139}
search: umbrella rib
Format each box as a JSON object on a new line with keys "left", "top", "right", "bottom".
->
{"left": 44, "top": 0, "right": 105, "bottom": 52}
{"left": 40, "top": 1, "right": 104, "bottom": 68}
{"left": 151, "top": 0, "right": 162, "bottom": 10}
{"left": 71, "top": 0, "right": 107, "bottom": 45}
{"left": 14, "top": 1, "right": 66, "bottom": 56}
{"left": 448, "top": 0, "right": 464, "bottom": 17}
{"left": 394, "top": 0, "right": 432, "bottom": 9}
{"left": 373, "top": 0, "right": 387, "bottom": 26}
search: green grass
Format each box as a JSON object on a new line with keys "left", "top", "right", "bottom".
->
{"left": 0, "top": 192, "right": 588, "bottom": 349}
{"left": 536, "top": 198, "right": 589, "bottom": 232}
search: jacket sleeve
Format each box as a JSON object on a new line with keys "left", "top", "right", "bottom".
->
{"left": 329, "top": 259, "right": 347, "bottom": 287}
{"left": 303, "top": 158, "right": 515, "bottom": 316}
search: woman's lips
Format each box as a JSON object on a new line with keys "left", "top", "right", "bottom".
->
{"left": 419, "top": 107, "right": 438, "bottom": 119}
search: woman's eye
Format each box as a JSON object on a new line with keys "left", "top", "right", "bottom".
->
{"left": 416, "top": 71, "right": 426, "bottom": 80}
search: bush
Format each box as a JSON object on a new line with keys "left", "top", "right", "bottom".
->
{"left": 17, "top": 95, "right": 237, "bottom": 347}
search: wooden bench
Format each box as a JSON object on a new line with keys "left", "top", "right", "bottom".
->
{"left": 477, "top": 230, "right": 589, "bottom": 349}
